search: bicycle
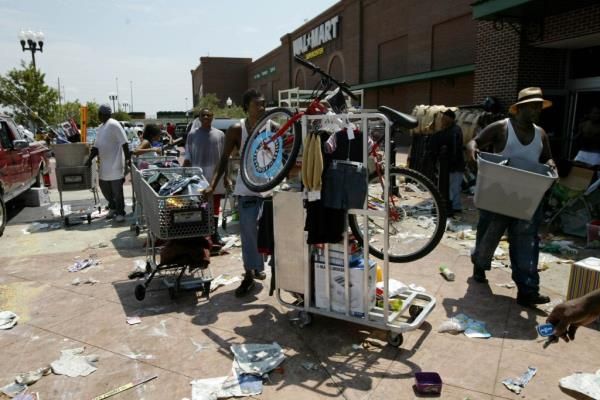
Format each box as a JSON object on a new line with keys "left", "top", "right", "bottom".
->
{"left": 240, "top": 56, "right": 446, "bottom": 262}
{"left": 348, "top": 107, "right": 447, "bottom": 262}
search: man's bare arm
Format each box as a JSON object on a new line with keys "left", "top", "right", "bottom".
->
{"left": 466, "top": 120, "right": 504, "bottom": 162}
{"left": 539, "top": 129, "right": 556, "bottom": 169}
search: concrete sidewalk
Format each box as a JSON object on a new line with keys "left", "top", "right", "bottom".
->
{"left": 0, "top": 186, "right": 599, "bottom": 400}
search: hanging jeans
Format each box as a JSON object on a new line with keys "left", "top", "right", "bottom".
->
{"left": 99, "top": 179, "right": 125, "bottom": 216}
{"left": 471, "top": 207, "right": 542, "bottom": 296}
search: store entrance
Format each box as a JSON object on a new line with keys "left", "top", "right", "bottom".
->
{"left": 566, "top": 86, "right": 600, "bottom": 160}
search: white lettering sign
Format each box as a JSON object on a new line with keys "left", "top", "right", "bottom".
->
{"left": 293, "top": 15, "right": 339, "bottom": 56}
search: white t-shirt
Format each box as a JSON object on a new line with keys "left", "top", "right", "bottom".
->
{"left": 94, "top": 118, "right": 128, "bottom": 180}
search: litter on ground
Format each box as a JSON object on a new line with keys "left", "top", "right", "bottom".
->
{"left": 502, "top": 367, "right": 537, "bottom": 394}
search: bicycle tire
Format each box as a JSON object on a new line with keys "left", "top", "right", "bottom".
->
{"left": 349, "top": 167, "right": 447, "bottom": 263}
{"left": 240, "top": 108, "right": 302, "bottom": 192}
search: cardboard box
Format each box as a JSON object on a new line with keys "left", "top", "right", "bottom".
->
{"left": 566, "top": 257, "right": 600, "bottom": 300}
{"left": 314, "top": 257, "right": 376, "bottom": 317}
{"left": 23, "top": 187, "right": 50, "bottom": 207}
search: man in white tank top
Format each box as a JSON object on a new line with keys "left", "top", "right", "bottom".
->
{"left": 206, "top": 89, "right": 270, "bottom": 297}
{"left": 466, "top": 87, "right": 556, "bottom": 307}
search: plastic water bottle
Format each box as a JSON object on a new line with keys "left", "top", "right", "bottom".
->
{"left": 439, "top": 266, "right": 455, "bottom": 281}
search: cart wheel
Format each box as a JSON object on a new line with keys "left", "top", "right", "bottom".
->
{"left": 298, "top": 311, "right": 312, "bottom": 328}
{"left": 134, "top": 284, "right": 146, "bottom": 301}
{"left": 87, "top": 214, "right": 92, "bottom": 224}
{"left": 145, "top": 262, "right": 152, "bottom": 274}
{"left": 387, "top": 332, "right": 403, "bottom": 347}
{"left": 64, "top": 217, "right": 70, "bottom": 227}
{"left": 168, "top": 286, "right": 176, "bottom": 300}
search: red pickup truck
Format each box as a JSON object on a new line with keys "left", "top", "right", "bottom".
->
{"left": 0, "top": 114, "right": 51, "bottom": 236}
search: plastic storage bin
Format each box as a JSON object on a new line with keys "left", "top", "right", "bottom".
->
{"left": 474, "top": 152, "right": 557, "bottom": 221}
{"left": 414, "top": 372, "right": 443, "bottom": 395}
{"left": 51, "top": 143, "right": 90, "bottom": 168}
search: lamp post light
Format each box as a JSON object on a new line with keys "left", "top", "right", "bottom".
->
{"left": 122, "top": 101, "right": 129, "bottom": 113}
{"left": 108, "top": 93, "right": 118, "bottom": 113}
{"left": 226, "top": 97, "right": 233, "bottom": 108}
{"left": 19, "top": 30, "right": 44, "bottom": 69}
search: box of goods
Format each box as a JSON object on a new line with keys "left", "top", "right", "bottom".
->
{"left": 474, "top": 152, "right": 557, "bottom": 221}
{"left": 313, "top": 248, "right": 376, "bottom": 317}
{"left": 566, "top": 257, "right": 600, "bottom": 300}
{"left": 23, "top": 187, "right": 50, "bottom": 207}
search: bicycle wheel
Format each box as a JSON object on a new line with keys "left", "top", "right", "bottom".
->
{"left": 349, "top": 167, "right": 447, "bottom": 263}
{"left": 240, "top": 108, "right": 302, "bottom": 192}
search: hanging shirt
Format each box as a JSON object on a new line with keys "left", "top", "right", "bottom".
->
{"left": 94, "top": 118, "right": 128, "bottom": 181}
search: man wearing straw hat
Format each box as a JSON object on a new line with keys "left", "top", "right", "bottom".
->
{"left": 466, "top": 87, "right": 556, "bottom": 307}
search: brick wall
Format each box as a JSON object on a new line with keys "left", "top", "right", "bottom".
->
{"left": 534, "top": 4, "right": 600, "bottom": 45}
{"left": 198, "top": 57, "right": 252, "bottom": 107}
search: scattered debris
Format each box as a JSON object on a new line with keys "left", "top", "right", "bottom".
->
{"left": 559, "top": 370, "right": 600, "bottom": 400}
{"left": 15, "top": 367, "right": 51, "bottom": 386}
{"left": 0, "top": 311, "right": 19, "bottom": 329}
{"left": 14, "top": 393, "right": 40, "bottom": 400}
{"left": 50, "top": 347, "right": 99, "bottom": 377}
{"left": 191, "top": 368, "right": 263, "bottom": 400}
{"left": 49, "top": 203, "right": 70, "bottom": 217}
{"left": 1, "top": 382, "right": 27, "bottom": 397}
{"left": 230, "top": 343, "right": 285, "bottom": 376}
{"left": 126, "top": 316, "right": 141, "bottom": 325}
{"left": 538, "top": 263, "right": 550, "bottom": 272}
{"left": 91, "top": 375, "right": 157, "bottom": 400}
{"left": 22, "top": 222, "right": 50, "bottom": 234}
{"left": 210, "top": 274, "right": 242, "bottom": 293}
{"left": 68, "top": 256, "right": 100, "bottom": 272}
{"left": 376, "top": 279, "right": 409, "bottom": 298}
{"left": 351, "top": 344, "right": 363, "bottom": 351}
{"left": 301, "top": 361, "right": 319, "bottom": 371}
{"left": 71, "top": 277, "right": 99, "bottom": 286}
{"left": 495, "top": 282, "right": 516, "bottom": 289}
{"left": 438, "top": 313, "right": 491, "bottom": 338}
{"left": 502, "top": 367, "right": 537, "bottom": 394}
{"left": 439, "top": 265, "right": 455, "bottom": 281}
{"left": 0, "top": 366, "right": 50, "bottom": 398}
{"left": 90, "top": 241, "right": 109, "bottom": 249}
{"left": 408, "top": 283, "right": 426, "bottom": 292}
{"left": 540, "top": 240, "right": 579, "bottom": 256}
{"left": 128, "top": 260, "right": 147, "bottom": 279}
{"left": 491, "top": 260, "right": 508, "bottom": 269}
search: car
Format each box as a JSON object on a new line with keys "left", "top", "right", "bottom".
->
{"left": 0, "top": 114, "right": 51, "bottom": 236}
{"left": 176, "top": 118, "right": 238, "bottom": 145}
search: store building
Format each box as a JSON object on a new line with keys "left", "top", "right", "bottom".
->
{"left": 191, "top": 0, "right": 600, "bottom": 160}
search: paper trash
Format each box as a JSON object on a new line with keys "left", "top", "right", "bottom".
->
{"left": 559, "top": 370, "right": 600, "bottom": 400}
{"left": 51, "top": 347, "right": 99, "bottom": 377}
{"left": 0, "top": 311, "right": 19, "bottom": 330}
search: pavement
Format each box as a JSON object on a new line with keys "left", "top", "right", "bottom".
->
{"left": 0, "top": 174, "right": 599, "bottom": 399}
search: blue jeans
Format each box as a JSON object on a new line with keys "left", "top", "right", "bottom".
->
{"left": 449, "top": 171, "right": 463, "bottom": 211}
{"left": 238, "top": 196, "right": 265, "bottom": 272}
{"left": 472, "top": 207, "right": 542, "bottom": 295}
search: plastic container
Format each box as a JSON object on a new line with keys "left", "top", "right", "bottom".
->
{"left": 51, "top": 143, "right": 90, "bottom": 168}
{"left": 474, "top": 152, "right": 557, "bottom": 221}
{"left": 587, "top": 220, "right": 600, "bottom": 248}
{"left": 414, "top": 372, "right": 443, "bottom": 395}
{"left": 439, "top": 266, "right": 455, "bottom": 281}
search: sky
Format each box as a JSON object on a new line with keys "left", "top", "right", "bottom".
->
{"left": 0, "top": 0, "right": 339, "bottom": 117}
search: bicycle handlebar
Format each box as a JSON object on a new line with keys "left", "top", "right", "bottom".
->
{"left": 294, "top": 55, "right": 358, "bottom": 101}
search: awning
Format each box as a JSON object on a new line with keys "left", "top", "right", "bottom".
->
{"left": 471, "top": 0, "right": 598, "bottom": 21}
{"left": 351, "top": 64, "right": 474, "bottom": 91}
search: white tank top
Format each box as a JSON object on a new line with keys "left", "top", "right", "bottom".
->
{"left": 233, "top": 119, "right": 271, "bottom": 197}
{"left": 500, "top": 118, "right": 543, "bottom": 164}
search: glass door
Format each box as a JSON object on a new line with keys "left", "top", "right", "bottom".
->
{"left": 566, "top": 87, "right": 600, "bottom": 159}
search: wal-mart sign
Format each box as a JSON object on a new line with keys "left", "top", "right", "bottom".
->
{"left": 292, "top": 16, "right": 339, "bottom": 57}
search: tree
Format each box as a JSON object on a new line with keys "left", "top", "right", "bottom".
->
{"left": 112, "top": 111, "right": 131, "bottom": 121}
{"left": 0, "top": 61, "right": 58, "bottom": 127}
{"left": 192, "top": 93, "right": 245, "bottom": 119}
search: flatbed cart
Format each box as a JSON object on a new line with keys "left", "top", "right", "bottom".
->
{"left": 129, "top": 155, "right": 179, "bottom": 236}
{"left": 272, "top": 112, "right": 436, "bottom": 347}
{"left": 52, "top": 143, "right": 100, "bottom": 226}
{"left": 134, "top": 166, "right": 214, "bottom": 301}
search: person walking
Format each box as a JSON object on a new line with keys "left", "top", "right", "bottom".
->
{"left": 205, "top": 89, "right": 270, "bottom": 297}
{"left": 86, "top": 104, "right": 131, "bottom": 222}
{"left": 429, "top": 109, "right": 465, "bottom": 215}
{"left": 467, "top": 87, "right": 556, "bottom": 307}
{"left": 183, "top": 108, "right": 226, "bottom": 247}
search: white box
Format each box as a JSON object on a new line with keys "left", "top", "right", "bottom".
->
{"left": 23, "top": 187, "right": 50, "bottom": 207}
{"left": 474, "top": 152, "right": 557, "bottom": 221}
{"left": 314, "top": 258, "right": 376, "bottom": 317}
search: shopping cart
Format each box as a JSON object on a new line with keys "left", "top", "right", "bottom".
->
{"left": 221, "top": 157, "right": 240, "bottom": 231}
{"left": 134, "top": 166, "right": 214, "bottom": 301}
{"left": 129, "top": 155, "right": 179, "bottom": 236}
{"left": 51, "top": 143, "right": 100, "bottom": 226}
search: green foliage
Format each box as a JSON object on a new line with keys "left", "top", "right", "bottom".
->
{"left": 0, "top": 61, "right": 58, "bottom": 126}
{"left": 112, "top": 111, "right": 131, "bottom": 121}
{"left": 86, "top": 102, "right": 101, "bottom": 127}
{"left": 55, "top": 101, "right": 81, "bottom": 123}
{"left": 192, "top": 93, "right": 245, "bottom": 119}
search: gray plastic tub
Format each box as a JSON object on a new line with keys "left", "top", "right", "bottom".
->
{"left": 474, "top": 152, "right": 557, "bottom": 221}
{"left": 52, "top": 143, "right": 90, "bottom": 168}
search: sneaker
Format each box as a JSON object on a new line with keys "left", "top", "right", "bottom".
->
{"left": 235, "top": 277, "right": 255, "bottom": 297}
{"left": 472, "top": 266, "right": 488, "bottom": 283}
{"left": 253, "top": 270, "right": 267, "bottom": 280}
{"left": 517, "top": 292, "right": 550, "bottom": 307}
{"left": 115, "top": 215, "right": 125, "bottom": 223}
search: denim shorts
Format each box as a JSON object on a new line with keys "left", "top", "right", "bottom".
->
{"left": 322, "top": 161, "right": 367, "bottom": 210}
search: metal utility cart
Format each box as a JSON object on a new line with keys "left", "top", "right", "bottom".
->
{"left": 134, "top": 166, "right": 214, "bottom": 301}
{"left": 51, "top": 143, "right": 100, "bottom": 226}
{"left": 273, "top": 112, "right": 436, "bottom": 347}
{"left": 220, "top": 156, "right": 240, "bottom": 231}
{"left": 130, "top": 154, "right": 179, "bottom": 236}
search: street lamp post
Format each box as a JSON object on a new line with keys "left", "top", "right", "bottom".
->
{"left": 19, "top": 30, "right": 44, "bottom": 69}
{"left": 108, "top": 93, "right": 118, "bottom": 113}
{"left": 122, "top": 102, "right": 129, "bottom": 113}
{"left": 226, "top": 97, "right": 233, "bottom": 108}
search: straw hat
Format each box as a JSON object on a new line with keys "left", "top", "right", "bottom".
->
{"left": 509, "top": 87, "right": 552, "bottom": 114}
